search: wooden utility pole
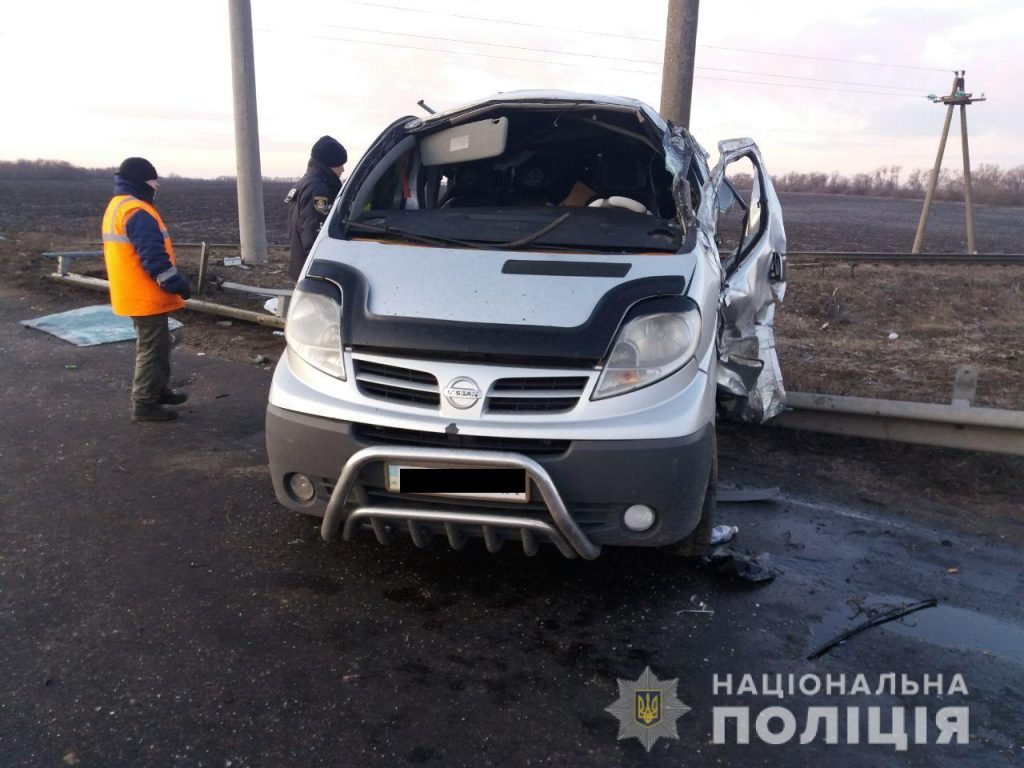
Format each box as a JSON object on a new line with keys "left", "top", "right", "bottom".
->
{"left": 228, "top": 0, "right": 268, "bottom": 264}
{"left": 911, "top": 71, "right": 985, "bottom": 254}
{"left": 660, "top": 0, "right": 700, "bottom": 128}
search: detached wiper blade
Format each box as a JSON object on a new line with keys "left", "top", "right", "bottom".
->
{"left": 348, "top": 212, "right": 572, "bottom": 251}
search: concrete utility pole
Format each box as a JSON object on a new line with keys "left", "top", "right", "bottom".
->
{"left": 660, "top": 0, "right": 700, "bottom": 128}
{"left": 911, "top": 71, "right": 985, "bottom": 254}
{"left": 228, "top": 0, "right": 267, "bottom": 264}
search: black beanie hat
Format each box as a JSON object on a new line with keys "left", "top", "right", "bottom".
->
{"left": 311, "top": 136, "right": 347, "bottom": 167}
{"left": 118, "top": 157, "right": 158, "bottom": 185}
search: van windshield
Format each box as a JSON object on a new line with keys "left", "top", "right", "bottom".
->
{"left": 339, "top": 106, "right": 693, "bottom": 254}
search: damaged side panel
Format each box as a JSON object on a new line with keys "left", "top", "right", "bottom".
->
{"left": 709, "top": 139, "right": 787, "bottom": 422}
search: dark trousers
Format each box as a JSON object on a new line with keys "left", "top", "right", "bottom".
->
{"left": 131, "top": 314, "right": 171, "bottom": 405}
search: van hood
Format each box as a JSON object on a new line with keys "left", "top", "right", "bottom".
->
{"left": 305, "top": 241, "right": 695, "bottom": 365}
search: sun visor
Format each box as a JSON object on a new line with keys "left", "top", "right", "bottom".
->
{"left": 420, "top": 117, "right": 508, "bottom": 166}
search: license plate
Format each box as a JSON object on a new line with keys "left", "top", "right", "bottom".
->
{"left": 386, "top": 465, "right": 530, "bottom": 502}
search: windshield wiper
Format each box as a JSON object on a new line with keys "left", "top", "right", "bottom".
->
{"left": 347, "top": 212, "right": 571, "bottom": 251}
{"left": 348, "top": 220, "right": 483, "bottom": 249}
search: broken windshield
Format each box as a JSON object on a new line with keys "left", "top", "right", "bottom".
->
{"left": 337, "top": 105, "right": 692, "bottom": 253}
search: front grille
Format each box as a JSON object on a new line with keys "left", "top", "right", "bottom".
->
{"left": 352, "top": 423, "right": 570, "bottom": 456}
{"left": 354, "top": 360, "right": 439, "bottom": 407}
{"left": 486, "top": 376, "right": 588, "bottom": 414}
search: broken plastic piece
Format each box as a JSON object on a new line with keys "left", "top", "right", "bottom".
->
{"left": 705, "top": 548, "right": 778, "bottom": 583}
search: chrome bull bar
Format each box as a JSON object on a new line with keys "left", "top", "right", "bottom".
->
{"left": 320, "top": 446, "right": 602, "bottom": 560}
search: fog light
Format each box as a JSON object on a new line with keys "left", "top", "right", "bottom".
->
{"left": 288, "top": 473, "right": 316, "bottom": 502}
{"left": 623, "top": 504, "right": 656, "bottom": 532}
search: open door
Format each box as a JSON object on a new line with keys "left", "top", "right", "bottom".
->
{"left": 709, "top": 138, "right": 787, "bottom": 422}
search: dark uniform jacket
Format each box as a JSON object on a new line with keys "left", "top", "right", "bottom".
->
{"left": 287, "top": 159, "right": 342, "bottom": 279}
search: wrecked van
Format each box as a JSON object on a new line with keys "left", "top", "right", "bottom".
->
{"left": 266, "top": 91, "right": 786, "bottom": 560}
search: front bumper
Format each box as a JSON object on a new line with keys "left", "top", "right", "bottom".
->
{"left": 267, "top": 405, "right": 715, "bottom": 555}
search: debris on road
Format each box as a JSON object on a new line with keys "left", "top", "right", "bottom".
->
{"left": 21, "top": 304, "right": 181, "bottom": 347}
{"left": 706, "top": 548, "right": 779, "bottom": 584}
{"left": 677, "top": 594, "right": 714, "bottom": 616}
{"left": 887, "top": 331, "right": 900, "bottom": 340}
{"left": 807, "top": 597, "right": 938, "bottom": 660}
{"left": 718, "top": 486, "right": 781, "bottom": 503}
{"left": 946, "top": 566, "right": 960, "bottom": 574}
{"left": 710, "top": 525, "right": 739, "bottom": 545}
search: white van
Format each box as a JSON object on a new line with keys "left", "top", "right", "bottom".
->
{"left": 266, "top": 91, "right": 786, "bottom": 560}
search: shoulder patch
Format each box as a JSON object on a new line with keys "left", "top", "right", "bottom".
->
{"left": 313, "top": 196, "right": 330, "bottom": 215}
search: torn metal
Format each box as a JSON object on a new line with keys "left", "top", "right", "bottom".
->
{"left": 662, "top": 122, "right": 703, "bottom": 233}
{"left": 708, "top": 138, "right": 788, "bottom": 422}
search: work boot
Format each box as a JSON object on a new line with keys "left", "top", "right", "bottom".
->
{"left": 132, "top": 402, "right": 179, "bottom": 423}
{"left": 159, "top": 388, "right": 189, "bottom": 406}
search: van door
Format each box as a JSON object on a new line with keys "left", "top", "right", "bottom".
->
{"left": 709, "top": 139, "right": 787, "bottom": 422}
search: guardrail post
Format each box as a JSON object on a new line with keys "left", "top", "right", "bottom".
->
{"left": 951, "top": 364, "right": 978, "bottom": 408}
{"left": 196, "top": 241, "right": 210, "bottom": 296}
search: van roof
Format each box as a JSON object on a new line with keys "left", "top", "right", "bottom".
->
{"left": 413, "top": 90, "right": 667, "bottom": 130}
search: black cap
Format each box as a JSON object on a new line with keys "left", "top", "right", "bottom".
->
{"left": 118, "top": 157, "right": 158, "bottom": 185}
{"left": 311, "top": 136, "right": 347, "bottom": 167}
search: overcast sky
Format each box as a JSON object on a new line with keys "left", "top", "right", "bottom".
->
{"left": 2, "top": 0, "right": 1020, "bottom": 179}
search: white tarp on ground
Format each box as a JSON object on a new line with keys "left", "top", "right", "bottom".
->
{"left": 20, "top": 304, "right": 182, "bottom": 347}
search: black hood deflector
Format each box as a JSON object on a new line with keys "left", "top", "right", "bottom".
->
{"left": 305, "top": 259, "right": 686, "bottom": 367}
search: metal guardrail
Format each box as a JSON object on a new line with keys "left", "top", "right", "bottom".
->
{"left": 774, "top": 392, "right": 1024, "bottom": 456}
{"left": 787, "top": 251, "right": 1024, "bottom": 264}
{"left": 48, "top": 272, "right": 286, "bottom": 329}
{"left": 42, "top": 245, "right": 292, "bottom": 324}
{"left": 39, "top": 248, "right": 1024, "bottom": 456}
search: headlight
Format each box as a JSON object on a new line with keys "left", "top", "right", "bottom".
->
{"left": 592, "top": 310, "right": 701, "bottom": 399}
{"left": 285, "top": 287, "right": 345, "bottom": 379}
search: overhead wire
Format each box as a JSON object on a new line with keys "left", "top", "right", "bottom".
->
{"left": 339, "top": 0, "right": 661, "bottom": 42}
{"left": 339, "top": 0, "right": 950, "bottom": 73}
{"left": 698, "top": 43, "right": 950, "bottom": 73}
{"left": 262, "top": 29, "right": 929, "bottom": 98}
{"left": 325, "top": 23, "right": 930, "bottom": 92}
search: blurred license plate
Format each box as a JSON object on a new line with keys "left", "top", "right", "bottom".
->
{"left": 386, "top": 465, "right": 529, "bottom": 502}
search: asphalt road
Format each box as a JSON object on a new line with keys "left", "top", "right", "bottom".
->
{"left": 1, "top": 291, "right": 1021, "bottom": 767}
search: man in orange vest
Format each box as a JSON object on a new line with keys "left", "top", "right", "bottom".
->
{"left": 102, "top": 157, "right": 192, "bottom": 423}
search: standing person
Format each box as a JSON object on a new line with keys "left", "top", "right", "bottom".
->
{"left": 102, "top": 157, "right": 192, "bottom": 423}
{"left": 287, "top": 135, "right": 347, "bottom": 280}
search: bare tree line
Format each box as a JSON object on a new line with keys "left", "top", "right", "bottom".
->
{"left": 0, "top": 160, "right": 296, "bottom": 183}
{"left": 770, "top": 164, "right": 1024, "bottom": 207}
{"left": 5, "top": 159, "right": 1024, "bottom": 207}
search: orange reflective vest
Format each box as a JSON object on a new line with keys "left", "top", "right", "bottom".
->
{"left": 101, "top": 195, "right": 185, "bottom": 317}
